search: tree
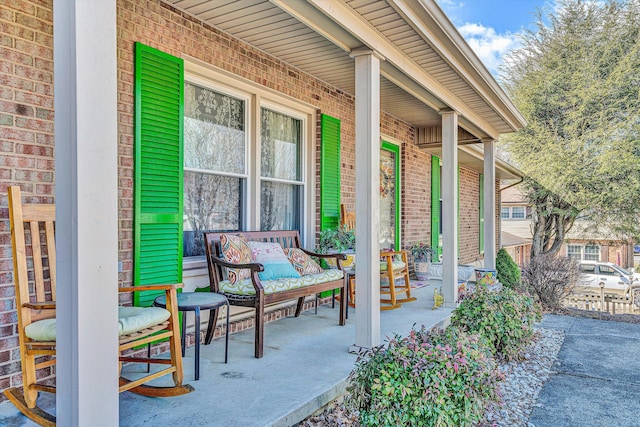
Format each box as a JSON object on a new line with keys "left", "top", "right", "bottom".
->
{"left": 500, "top": 0, "right": 640, "bottom": 242}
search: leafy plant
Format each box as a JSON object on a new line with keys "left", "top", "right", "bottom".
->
{"left": 451, "top": 287, "right": 541, "bottom": 361}
{"left": 317, "top": 226, "right": 355, "bottom": 254}
{"left": 520, "top": 253, "right": 579, "bottom": 311}
{"left": 409, "top": 241, "right": 434, "bottom": 262}
{"left": 345, "top": 326, "right": 503, "bottom": 427}
{"left": 496, "top": 248, "right": 521, "bottom": 289}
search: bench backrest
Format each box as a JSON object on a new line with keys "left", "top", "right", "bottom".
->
{"left": 204, "top": 230, "right": 304, "bottom": 290}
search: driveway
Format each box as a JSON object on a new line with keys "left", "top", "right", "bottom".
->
{"left": 530, "top": 315, "right": 640, "bottom": 427}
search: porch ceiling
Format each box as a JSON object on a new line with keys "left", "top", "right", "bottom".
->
{"left": 164, "top": 0, "right": 526, "bottom": 140}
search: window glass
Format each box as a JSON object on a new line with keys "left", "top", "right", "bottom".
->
{"left": 260, "top": 181, "right": 300, "bottom": 230}
{"left": 580, "top": 263, "right": 595, "bottom": 273}
{"left": 260, "top": 108, "right": 301, "bottom": 181}
{"left": 511, "top": 206, "right": 525, "bottom": 219}
{"left": 184, "top": 83, "right": 245, "bottom": 173}
{"left": 567, "top": 245, "right": 582, "bottom": 260}
{"left": 183, "top": 82, "right": 247, "bottom": 257}
{"left": 260, "top": 108, "right": 303, "bottom": 231}
{"left": 599, "top": 265, "right": 615, "bottom": 275}
{"left": 584, "top": 245, "right": 600, "bottom": 261}
{"left": 501, "top": 207, "right": 510, "bottom": 219}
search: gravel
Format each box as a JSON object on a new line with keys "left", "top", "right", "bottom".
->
{"left": 299, "top": 326, "right": 565, "bottom": 427}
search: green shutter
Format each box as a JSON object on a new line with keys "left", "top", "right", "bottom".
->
{"left": 479, "top": 174, "right": 485, "bottom": 254}
{"left": 320, "top": 114, "right": 341, "bottom": 231}
{"left": 133, "top": 43, "right": 184, "bottom": 307}
{"left": 430, "top": 156, "right": 441, "bottom": 259}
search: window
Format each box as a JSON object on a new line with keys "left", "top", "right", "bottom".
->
{"left": 567, "top": 245, "right": 582, "bottom": 260}
{"left": 182, "top": 79, "right": 308, "bottom": 257}
{"left": 501, "top": 206, "right": 527, "bottom": 219}
{"left": 380, "top": 141, "right": 400, "bottom": 250}
{"left": 511, "top": 206, "right": 525, "bottom": 219}
{"left": 584, "top": 245, "right": 600, "bottom": 261}
{"left": 183, "top": 82, "right": 247, "bottom": 257}
{"left": 260, "top": 108, "right": 303, "bottom": 231}
{"left": 567, "top": 244, "right": 600, "bottom": 261}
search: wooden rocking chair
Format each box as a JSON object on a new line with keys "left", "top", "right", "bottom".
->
{"left": 340, "top": 204, "right": 416, "bottom": 310}
{"left": 4, "top": 186, "right": 193, "bottom": 426}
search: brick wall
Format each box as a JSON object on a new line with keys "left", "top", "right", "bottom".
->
{"left": 459, "top": 166, "right": 483, "bottom": 264}
{"left": 0, "top": 0, "right": 55, "bottom": 394}
{"left": 0, "top": 0, "right": 496, "bottom": 398}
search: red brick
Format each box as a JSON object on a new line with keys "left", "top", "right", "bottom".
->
{"left": 15, "top": 13, "right": 52, "bottom": 34}
{"left": 0, "top": 128, "right": 35, "bottom": 142}
{"left": 15, "top": 143, "right": 52, "bottom": 156}
{"left": 15, "top": 64, "right": 53, "bottom": 84}
{"left": 0, "top": 21, "right": 35, "bottom": 41}
{"left": 15, "top": 116, "right": 53, "bottom": 132}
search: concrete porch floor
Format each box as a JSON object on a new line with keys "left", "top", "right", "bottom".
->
{"left": 0, "top": 282, "right": 452, "bottom": 427}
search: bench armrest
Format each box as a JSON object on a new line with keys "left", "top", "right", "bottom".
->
{"left": 300, "top": 248, "right": 347, "bottom": 261}
{"left": 208, "top": 254, "right": 264, "bottom": 272}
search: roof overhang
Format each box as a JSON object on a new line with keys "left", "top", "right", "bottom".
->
{"left": 163, "top": 0, "right": 526, "bottom": 141}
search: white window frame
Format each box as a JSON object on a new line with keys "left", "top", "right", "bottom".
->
{"left": 183, "top": 59, "right": 316, "bottom": 256}
{"left": 567, "top": 244, "right": 600, "bottom": 261}
{"left": 511, "top": 206, "right": 525, "bottom": 219}
{"left": 501, "top": 206, "right": 528, "bottom": 220}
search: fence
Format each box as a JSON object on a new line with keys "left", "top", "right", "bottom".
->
{"left": 564, "top": 288, "right": 640, "bottom": 315}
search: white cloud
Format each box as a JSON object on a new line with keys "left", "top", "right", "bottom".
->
{"left": 457, "top": 23, "right": 521, "bottom": 75}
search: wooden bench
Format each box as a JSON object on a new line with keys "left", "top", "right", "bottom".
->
{"left": 204, "top": 230, "right": 347, "bottom": 358}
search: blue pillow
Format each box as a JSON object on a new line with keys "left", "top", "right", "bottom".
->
{"left": 247, "top": 241, "right": 301, "bottom": 281}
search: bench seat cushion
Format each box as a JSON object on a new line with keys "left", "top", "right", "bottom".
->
{"left": 219, "top": 268, "right": 344, "bottom": 296}
{"left": 24, "top": 306, "right": 171, "bottom": 342}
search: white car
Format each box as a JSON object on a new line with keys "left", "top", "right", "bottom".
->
{"left": 577, "top": 261, "right": 637, "bottom": 294}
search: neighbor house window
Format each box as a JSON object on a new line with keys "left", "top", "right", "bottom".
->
{"left": 501, "top": 206, "right": 527, "bottom": 219}
{"left": 584, "top": 245, "right": 600, "bottom": 261}
{"left": 567, "top": 244, "right": 600, "bottom": 261}
{"left": 511, "top": 206, "right": 525, "bottom": 219}
{"left": 182, "top": 80, "right": 308, "bottom": 257}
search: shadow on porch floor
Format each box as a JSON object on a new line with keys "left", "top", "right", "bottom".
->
{"left": 0, "top": 282, "right": 452, "bottom": 427}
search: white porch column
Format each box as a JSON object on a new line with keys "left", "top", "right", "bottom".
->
{"left": 483, "top": 139, "right": 497, "bottom": 269}
{"left": 54, "top": 1, "right": 119, "bottom": 425}
{"left": 441, "top": 110, "right": 459, "bottom": 306}
{"left": 350, "top": 48, "right": 382, "bottom": 350}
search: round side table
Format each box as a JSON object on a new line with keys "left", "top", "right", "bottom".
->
{"left": 154, "top": 292, "right": 229, "bottom": 381}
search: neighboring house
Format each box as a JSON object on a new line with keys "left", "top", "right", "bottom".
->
{"left": 0, "top": 0, "right": 526, "bottom": 416}
{"left": 501, "top": 186, "right": 634, "bottom": 268}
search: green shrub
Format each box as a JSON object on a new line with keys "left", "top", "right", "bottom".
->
{"left": 344, "top": 326, "right": 503, "bottom": 427}
{"left": 496, "top": 248, "right": 521, "bottom": 289}
{"left": 451, "top": 287, "right": 541, "bottom": 361}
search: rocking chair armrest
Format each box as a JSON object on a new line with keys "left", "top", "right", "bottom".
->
{"left": 118, "top": 283, "right": 184, "bottom": 293}
{"left": 208, "top": 254, "right": 264, "bottom": 272}
{"left": 380, "top": 250, "right": 407, "bottom": 257}
{"left": 24, "top": 301, "right": 56, "bottom": 310}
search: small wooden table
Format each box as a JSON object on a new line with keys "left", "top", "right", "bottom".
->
{"left": 154, "top": 292, "right": 229, "bottom": 380}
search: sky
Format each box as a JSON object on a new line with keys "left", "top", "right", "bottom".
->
{"left": 436, "top": 0, "right": 555, "bottom": 76}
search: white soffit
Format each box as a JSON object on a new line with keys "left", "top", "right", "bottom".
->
{"left": 164, "top": 0, "right": 525, "bottom": 137}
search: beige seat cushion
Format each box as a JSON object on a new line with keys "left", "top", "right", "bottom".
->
{"left": 24, "top": 306, "right": 171, "bottom": 342}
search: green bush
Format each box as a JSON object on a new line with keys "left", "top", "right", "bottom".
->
{"left": 496, "top": 248, "right": 521, "bottom": 289}
{"left": 345, "top": 326, "right": 503, "bottom": 427}
{"left": 451, "top": 287, "right": 541, "bottom": 361}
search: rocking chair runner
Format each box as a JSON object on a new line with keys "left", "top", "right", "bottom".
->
{"left": 5, "top": 186, "right": 193, "bottom": 427}
{"left": 340, "top": 204, "right": 416, "bottom": 310}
